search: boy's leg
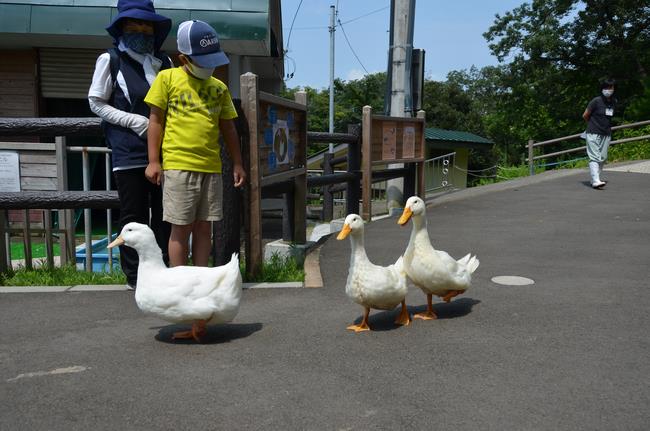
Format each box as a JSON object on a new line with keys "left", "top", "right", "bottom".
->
{"left": 191, "top": 220, "right": 212, "bottom": 266}
{"left": 169, "top": 223, "right": 193, "bottom": 267}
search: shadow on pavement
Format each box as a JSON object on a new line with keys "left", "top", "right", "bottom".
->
{"left": 153, "top": 322, "right": 263, "bottom": 344}
{"left": 414, "top": 297, "right": 481, "bottom": 319}
{"left": 347, "top": 298, "right": 480, "bottom": 332}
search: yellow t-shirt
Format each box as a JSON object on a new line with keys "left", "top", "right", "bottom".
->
{"left": 144, "top": 67, "right": 238, "bottom": 173}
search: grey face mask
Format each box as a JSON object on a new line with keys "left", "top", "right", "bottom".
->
{"left": 602, "top": 89, "right": 614, "bottom": 98}
{"left": 123, "top": 33, "right": 155, "bottom": 54}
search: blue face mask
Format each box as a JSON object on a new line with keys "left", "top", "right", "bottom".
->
{"left": 122, "top": 33, "right": 154, "bottom": 54}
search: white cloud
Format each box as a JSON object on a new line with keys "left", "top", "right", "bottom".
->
{"left": 345, "top": 68, "right": 367, "bottom": 81}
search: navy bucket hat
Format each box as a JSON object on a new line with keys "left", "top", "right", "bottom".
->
{"left": 106, "top": 0, "right": 171, "bottom": 52}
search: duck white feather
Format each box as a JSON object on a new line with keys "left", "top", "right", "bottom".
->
{"left": 398, "top": 196, "right": 479, "bottom": 319}
{"left": 108, "top": 222, "right": 242, "bottom": 340}
{"left": 337, "top": 214, "right": 410, "bottom": 331}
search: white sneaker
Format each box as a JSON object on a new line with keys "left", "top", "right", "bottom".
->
{"left": 592, "top": 180, "right": 606, "bottom": 189}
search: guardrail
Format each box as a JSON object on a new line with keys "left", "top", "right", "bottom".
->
{"left": 526, "top": 119, "right": 650, "bottom": 175}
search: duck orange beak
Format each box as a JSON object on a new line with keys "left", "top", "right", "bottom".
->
{"left": 336, "top": 223, "right": 351, "bottom": 240}
{"left": 107, "top": 235, "right": 125, "bottom": 249}
{"left": 398, "top": 207, "right": 412, "bottom": 225}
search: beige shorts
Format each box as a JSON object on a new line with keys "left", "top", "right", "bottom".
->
{"left": 162, "top": 170, "right": 223, "bottom": 225}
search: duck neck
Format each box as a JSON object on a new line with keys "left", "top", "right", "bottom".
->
{"left": 134, "top": 246, "right": 166, "bottom": 268}
{"left": 349, "top": 231, "right": 368, "bottom": 262}
{"left": 408, "top": 214, "right": 430, "bottom": 249}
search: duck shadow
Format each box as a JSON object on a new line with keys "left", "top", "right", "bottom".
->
{"left": 153, "top": 322, "right": 263, "bottom": 345}
{"left": 356, "top": 297, "right": 481, "bottom": 332}
{"left": 411, "top": 297, "right": 481, "bottom": 320}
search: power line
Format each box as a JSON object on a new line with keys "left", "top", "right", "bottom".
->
{"left": 286, "top": 5, "right": 389, "bottom": 31}
{"left": 339, "top": 5, "right": 389, "bottom": 25}
{"left": 337, "top": 18, "right": 369, "bottom": 75}
{"left": 283, "top": 52, "right": 297, "bottom": 82}
{"left": 285, "top": 0, "right": 304, "bottom": 53}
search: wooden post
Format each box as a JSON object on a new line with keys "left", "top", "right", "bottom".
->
{"left": 294, "top": 91, "right": 307, "bottom": 106}
{"left": 293, "top": 173, "right": 306, "bottom": 244}
{"left": 361, "top": 106, "right": 372, "bottom": 221}
{"left": 55, "top": 136, "right": 74, "bottom": 265}
{"left": 293, "top": 91, "right": 307, "bottom": 244}
{"left": 528, "top": 139, "right": 535, "bottom": 176}
{"left": 346, "top": 124, "right": 361, "bottom": 216}
{"left": 44, "top": 209, "right": 54, "bottom": 269}
{"left": 23, "top": 209, "right": 32, "bottom": 270}
{"left": 322, "top": 152, "right": 333, "bottom": 221}
{"left": 213, "top": 129, "right": 242, "bottom": 266}
{"left": 0, "top": 210, "right": 7, "bottom": 273}
{"left": 282, "top": 189, "right": 295, "bottom": 242}
{"left": 403, "top": 163, "right": 416, "bottom": 200}
{"left": 240, "top": 73, "right": 262, "bottom": 277}
{"left": 416, "top": 110, "right": 426, "bottom": 197}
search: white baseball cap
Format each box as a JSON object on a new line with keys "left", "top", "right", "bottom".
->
{"left": 177, "top": 20, "right": 229, "bottom": 68}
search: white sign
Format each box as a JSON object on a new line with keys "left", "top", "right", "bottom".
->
{"left": 0, "top": 151, "right": 20, "bottom": 192}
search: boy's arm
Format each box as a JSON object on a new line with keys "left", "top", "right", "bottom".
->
{"left": 219, "top": 118, "right": 246, "bottom": 188}
{"left": 145, "top": 106, "right": 165, "bottom": 185}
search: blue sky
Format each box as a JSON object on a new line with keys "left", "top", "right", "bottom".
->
{"left": 280, "top": 0, "right": 525, "bottom": 89}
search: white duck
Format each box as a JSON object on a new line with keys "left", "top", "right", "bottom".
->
{"left": 108, "top": 222, "right": 242, "bottom": 342}
{"left": 398, "top": 196, "right": 479, "bottom": 320}
{"left": 336, "top": 214, "right": 411, "bottom": 332}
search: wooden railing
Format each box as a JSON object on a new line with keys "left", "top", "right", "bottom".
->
{"left": 527, "top": 119, "right": 650, "bottom": 175}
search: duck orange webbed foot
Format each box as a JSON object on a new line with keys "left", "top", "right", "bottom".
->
{"left": 394, "top": 300, "right": 411, "bottom": 326}
{"left": 414, "top": 310, "right": 438, "bottom": 320}
{"left": 172, "top": 320, "right": 207, "bottom": 342}
{"left": 347, "top": 322, "right": 371, "bottom": 332}
{"left": 348, "top": 307, "right": 371, "bottom": 332}
{"left": 413, "top": 293, "right": 437, "bottom": 320}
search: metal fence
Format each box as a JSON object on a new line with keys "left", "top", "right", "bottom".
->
{"left": 527, "top": 119, "right": 650, "bottom": 175}
{"left": 424, "top": 152, "right": 455, "bottom": 193}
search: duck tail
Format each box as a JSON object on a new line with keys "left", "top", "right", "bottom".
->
{"left": 467, "top": 255, "right": 480, "bottom": 274}
{"left": 458, "top": 253, "right": 471, "bottom": 266}
{"left": 228, "top": 253, "right": 241, "bottom": 272}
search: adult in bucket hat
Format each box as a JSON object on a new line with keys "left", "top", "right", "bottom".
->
{"left": 106, "top": 0, "right": 171, "bottom": 53}
{"left": 88, "top": 0, "right": 173, "bottom": 289}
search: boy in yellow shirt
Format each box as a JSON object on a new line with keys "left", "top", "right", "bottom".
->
{"left": 144, "top": 20, "right": 246, "bottom": 267}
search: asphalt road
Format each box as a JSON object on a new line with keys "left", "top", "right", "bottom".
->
{"left": 1, "top": 164, "right": 649, "bottom": 430}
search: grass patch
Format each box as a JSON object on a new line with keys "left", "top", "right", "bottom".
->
{"left": 243, "top": 253, "right": 305, "bottom": 283}
{"left": 1, "top": 253, "right": 305, "bottom": 286}
{"left": 10, "top": 241, "right": 61, "bottom": 260}
{"left": 1, "top": 264, "right": 126, "bottom": 286}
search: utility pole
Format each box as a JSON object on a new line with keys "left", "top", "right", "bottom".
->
{"left": 386, "top": 0, "right": 415, "bottom": 213}
{"left": 328, "top": 4, "right": 336, "bottom": 153}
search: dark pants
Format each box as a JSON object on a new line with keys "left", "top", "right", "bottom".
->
{"left": 113, "top": 168, "right": 170, "bottom": 285}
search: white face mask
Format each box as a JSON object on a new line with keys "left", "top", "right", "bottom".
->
{"left": 602, "top": 89, "right": 614, "bottom": 98}
{"left": 185, "top": 61, "right": 215, "bottom": 80}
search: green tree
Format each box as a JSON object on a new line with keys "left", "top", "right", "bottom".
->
{"left": 484, "top": 0, "right": 650, "bottom": 122}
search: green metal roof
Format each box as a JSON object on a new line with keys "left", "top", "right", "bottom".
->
{"left": 0, "top": 0, "right": 276, "bottom": 55}
{"left": 425, "top": 127, "right": 493, "bottom": 145}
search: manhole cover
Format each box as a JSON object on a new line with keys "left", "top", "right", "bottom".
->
{"left": 491, "top": 275, "right": 535, "bottom": 286}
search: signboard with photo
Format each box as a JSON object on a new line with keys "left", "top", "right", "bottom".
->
{"left": 258, "top": 99, "right": 306, "bottom": 178}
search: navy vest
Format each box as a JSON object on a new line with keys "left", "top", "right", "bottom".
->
{"left": 103, "top": 50, "right": 171, "bottom": 168}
